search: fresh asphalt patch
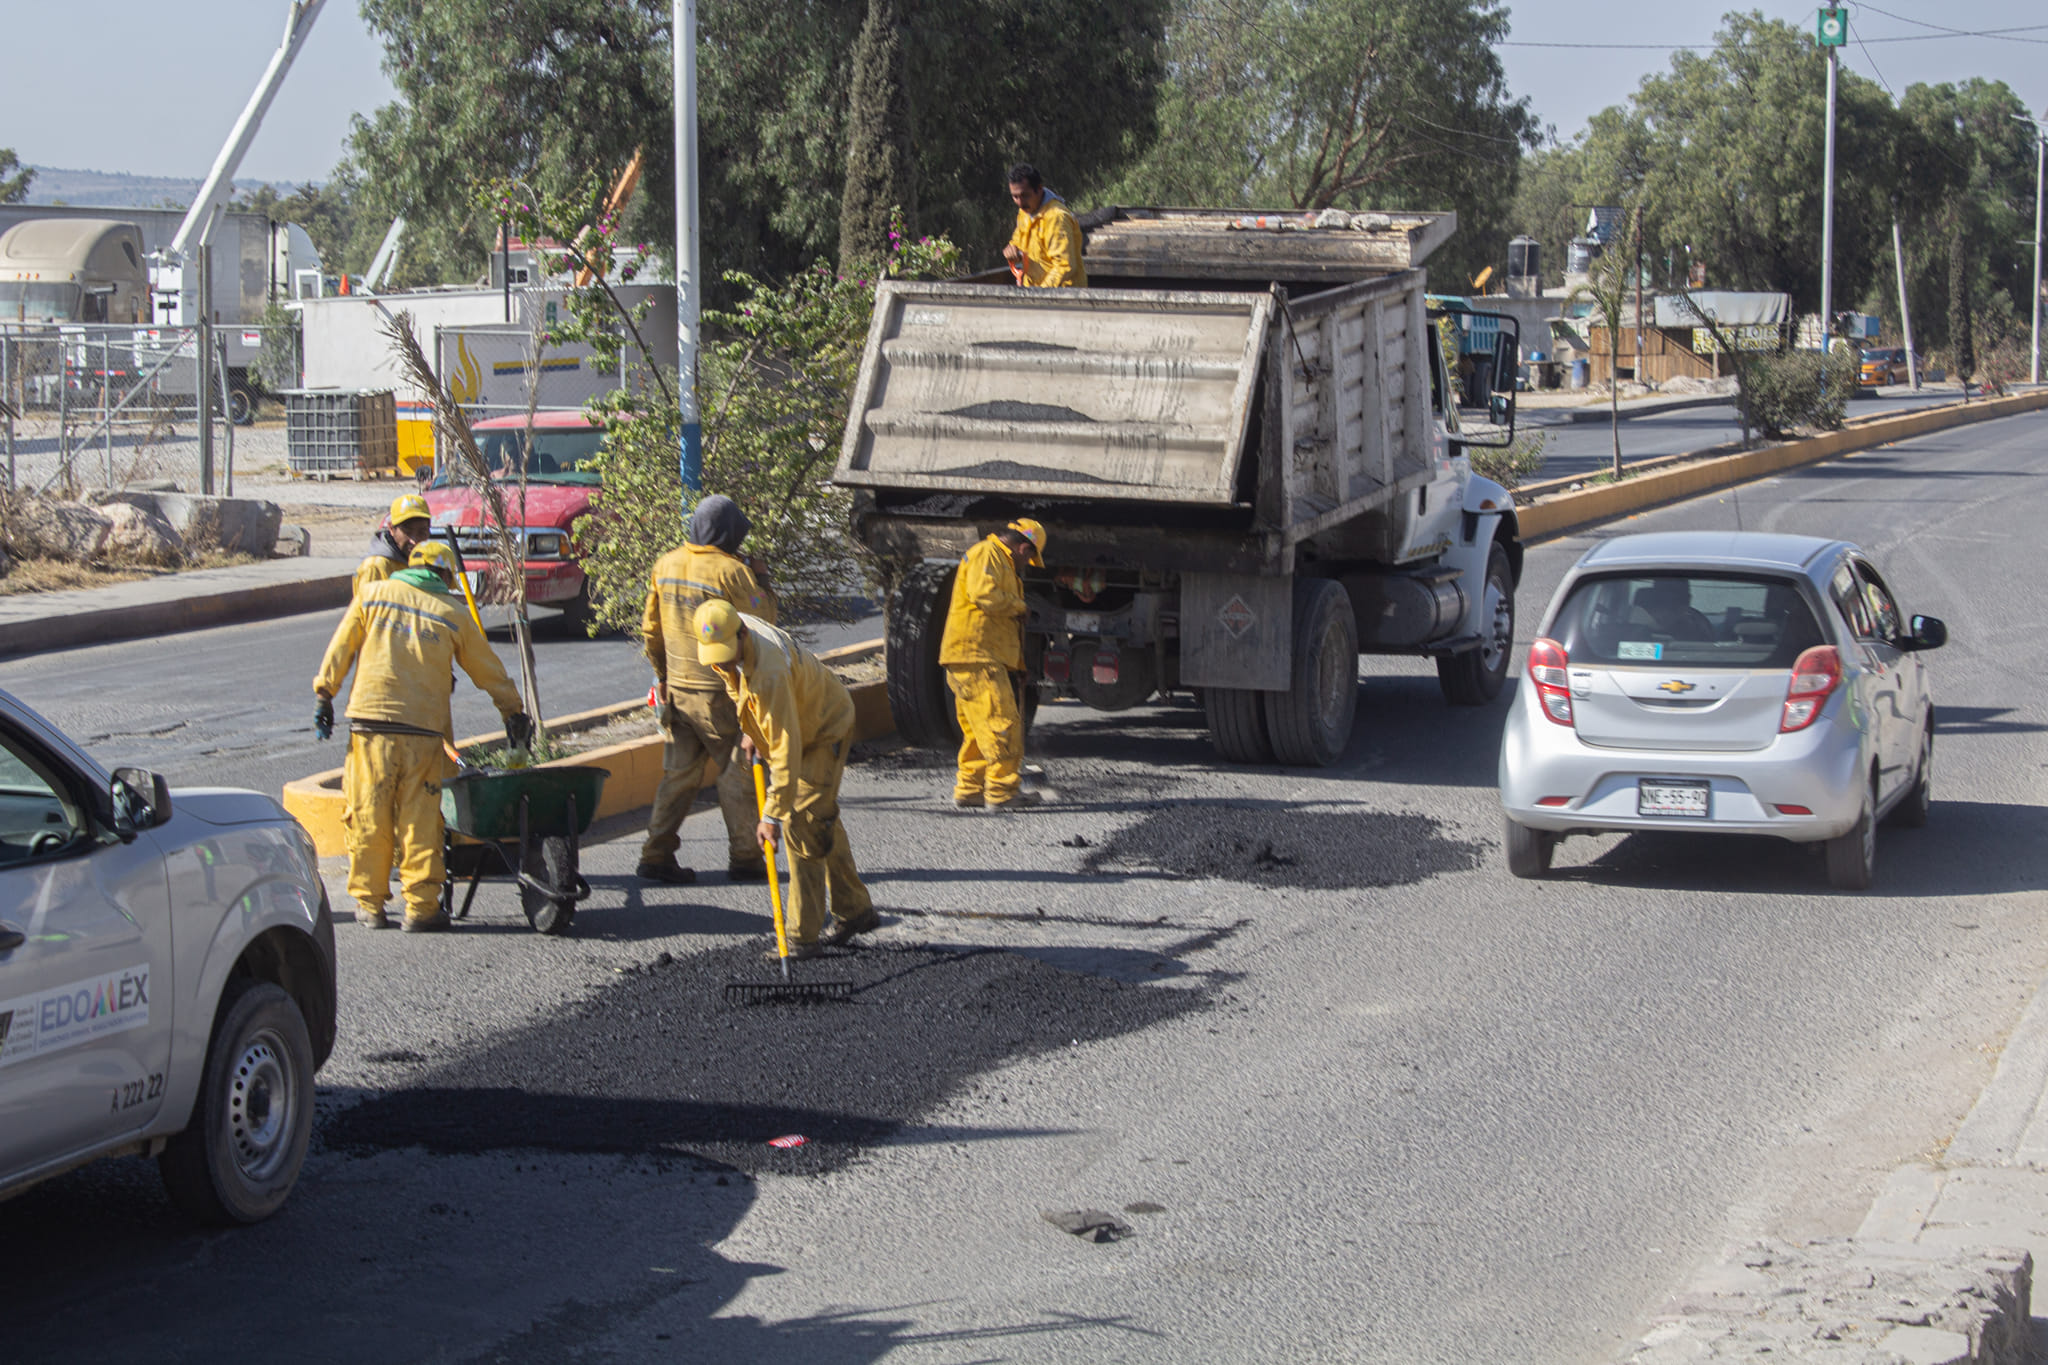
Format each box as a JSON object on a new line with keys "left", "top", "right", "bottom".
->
{"left": 320, "top": 941, "right": 1208, "bottom": 1177}
{"left": 1081, "top": 804, "right": 1485, "bottom": 890}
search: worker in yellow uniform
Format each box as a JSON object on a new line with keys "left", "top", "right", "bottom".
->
{"left": 1003, "top": 163, "right": 1087, "bottom": 288}
{"left": 638, "top": 494, "right": 778, "bottom": 886}
{"left": 939, "top": 519, "right": 1045, "bottom": 811}
{"left": 694, "top": 600, "right": 879, "bottom": 958}
{"left": 355, "top": 492, "right": 436, "bottom": 599}
{"left": 314, "top": 540, "right": 531, "bottom": 932}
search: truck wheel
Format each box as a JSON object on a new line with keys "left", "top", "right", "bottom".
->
{"left": 1438, "top": 541, "right": 1515, "bottom": 705}
{"left": 553, "top": 581, "right": 603, "bottom": 638}
{"left": 522, "top": 835, "right": 579, "bottom": 935}
{"left": 1263, "top": 578, "right": 1359, "bottom": 767}
{"left": 1504, "top": 817, "right": 1556, "bottom": 879}
{"left": 157, "top": 980, "right": 316, "bottom": 1225}
{"left": 886, "top": 562, "right": 961, "bottom": 749}
{"left": 227, "top": 385, "right": 257, "bottom": 426}
{"left": 1204, "top": 687, "right": 1274, "bottom": 764}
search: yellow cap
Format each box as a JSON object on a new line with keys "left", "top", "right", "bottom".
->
{"left": 409, "top": 540, "right": 460, "bottom": 573}
{"left": 693, "top": 599, "right": 744, "bottom": 665}
{"left": 1006, "top": 518, "right": 1046, "bottom": 567}
{"left": 390, "top": 493, "right": 432, "bottom": 528}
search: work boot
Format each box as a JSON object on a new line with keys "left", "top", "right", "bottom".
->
{"left": 952, "top": 794, "right": 985, "bottom": 810}
{"left": 725, "top": 859, "right": 767, "bottom": 883}
{"left": 355, "top": 905, "right": 391, "bottom": 930}
{"left": 636, "top": 858, "right": 698, "bottom": 885}
{"left": 401, "top": 912, "right": 451, "bottom": 934}
{"left": 764, "top": 941, "right": 824, "bottom": 961}
{"left": 983, "top": 790, "right": 1045, "bottom": 813}
{"left": 820, "top": 906, "right": 882, "bottom": 948}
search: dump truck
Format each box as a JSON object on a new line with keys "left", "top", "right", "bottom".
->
{"left": 834, "top": 207, "right": 1523, "bottom": 766}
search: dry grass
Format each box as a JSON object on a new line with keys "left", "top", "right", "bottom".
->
{"left": 0, "top": 549, "right": 265, "bottom": 596}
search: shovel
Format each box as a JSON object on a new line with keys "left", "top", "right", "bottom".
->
{"left": 723, "top": 757, "right": 853, "bottom": 1005}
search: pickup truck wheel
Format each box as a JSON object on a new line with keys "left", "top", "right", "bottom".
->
{"left": 552, "top": 581, "right": 604, "bottom": 638}
{"left": 158, "top": 980, "right": 315, "bottom": 1225}
{"left": 1438, "top": 542, "right": 1515, "bottom": 705}
{"left": 886, "top": 562, "right": 962, "bottom": 749}
{"left": 1204, "top": 686, "right": 1274, "bottom": 763}
{"left": 1504, "top": 817, "right": 1555, "bottom": 879}
{"left": 1263, "top": 578, "right": 1358, "bottom": 767}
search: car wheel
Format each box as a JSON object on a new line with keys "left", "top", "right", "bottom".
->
{"left": 158, "top": 980, "right": 316, "bottom": 1225}
{"left": 1438, "top": 542, "right": 1515, "bottom": 706}
{"left": 1824, "top": 776, "right": 1878, "bottom": 891}
{"left": 1891, "top": 722, "right": 1932, "bottom": 829}
{"left": 1504, "top": 817, "right": 1556, "bottom": 879}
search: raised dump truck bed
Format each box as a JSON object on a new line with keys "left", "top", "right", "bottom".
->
{"left": 836, "top": 207, "right": 1521, "bottom": 767}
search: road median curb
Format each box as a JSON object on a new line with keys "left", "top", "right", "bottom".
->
{"left": 1518, "top": 389, "right": 2048, "bottom": 543}
{"left": 284, "top": 637, "right": 891, "bottom": 856}
{"left": 0, "top": 570, "right": 354, "bottom": 661}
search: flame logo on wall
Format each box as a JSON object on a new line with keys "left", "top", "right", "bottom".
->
{"left": 448, "top": 336, "right": 483, "bottom": 404}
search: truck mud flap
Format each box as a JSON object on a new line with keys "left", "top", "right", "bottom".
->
{"left": 1180, "top": 572, "right": 1290, "bottom": 691}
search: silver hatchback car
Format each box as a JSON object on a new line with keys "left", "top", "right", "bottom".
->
{"left": 1498, "top": 532, "right": 1944, "bottom": 889}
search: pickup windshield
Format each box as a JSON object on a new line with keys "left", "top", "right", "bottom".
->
{"left": 433, "top": 428, "right": 604, "bottom": 486}
{"left": 1550, "top": 572, "right": 1825, "bottom": 669}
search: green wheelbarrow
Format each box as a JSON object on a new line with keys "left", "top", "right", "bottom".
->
{"left": 439, "top": 765, "right": 609, "bottom": 935}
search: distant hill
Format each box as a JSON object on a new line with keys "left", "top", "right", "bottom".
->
{"left": 24, "top": 166, "right": 314, "bottom": 210}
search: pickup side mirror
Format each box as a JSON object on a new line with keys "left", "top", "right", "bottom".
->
{"left": 1904, "top": 614, "right": 1947, "bottom": 652}
{"left": 111, "top": 767, "right": 173, "bottom": 839}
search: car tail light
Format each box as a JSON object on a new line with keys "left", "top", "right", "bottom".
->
{"left": 1091, "top": 647, "right": 1121, "bottom": 686}
{"left": 1042, "top": 648, "right": 1071, "bottom": 684}
{"left": 1528, "top": 638, "right": 1573, "bottom": 726}
{"left": 1780, "top": 645, "right": 1842, "bottom": 733}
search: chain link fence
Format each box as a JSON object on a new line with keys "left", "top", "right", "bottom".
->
{"left": 0, "top": 322, "right": 300, "bottom": 497}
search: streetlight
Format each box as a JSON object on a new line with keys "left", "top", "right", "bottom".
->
{"left": 2015, "top": 113, "right": 2045, "bottom": 387}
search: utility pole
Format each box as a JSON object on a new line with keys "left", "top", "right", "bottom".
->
{"left": 197, "top": 246, "right": 214, "bottom": 496}
{"left": 1817, "top": 7, "right": 1846, "bottom": 350}
{"left": 1891, "top": 218, "right": 1919, "bottom": 389}
{"left": 673, "top": 0, "right": 702, "bottom": 493}
{"left": 2029, "top": 117, "right": 2045, "bottom": 386}
{"left": 1633, "top": 203, "right": 1645, "bottom": 385}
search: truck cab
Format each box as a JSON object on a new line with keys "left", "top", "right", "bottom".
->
{"left": 0, "top": 219, "right": 150, "bottom": 325}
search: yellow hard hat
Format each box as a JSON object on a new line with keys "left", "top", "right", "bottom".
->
{"left": 693, "top": 599, "right": 744, "bottom": 665}
{"left": 409, "top": 540, "right": 460, "bottom": 573}
{"left": 389, "top": 493, "right": 432, "bottom": 528}
{"left": 1006, "top": 518, "right": 1046, "bottom": 567}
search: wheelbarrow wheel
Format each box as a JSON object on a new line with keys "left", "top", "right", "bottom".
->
{"left": 520, "top": 834, "right": 578, "bottom": 935}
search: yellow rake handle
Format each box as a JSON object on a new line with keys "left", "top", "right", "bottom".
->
{"left": 452, "top": 557, "right": 488, "bottom": 637}
{"left": 752, "top": 758, "right": 790, "bottom": 967}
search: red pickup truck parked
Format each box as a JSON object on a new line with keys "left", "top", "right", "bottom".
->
{"left": 423, "top": 411, "right": 605, "bottom": 633}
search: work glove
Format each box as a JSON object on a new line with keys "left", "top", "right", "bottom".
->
{"left": 313, "top": 696, "right": 334, "bottom": 741}
{"left": 504, "top": 712, "right": 534, "bottom": 750}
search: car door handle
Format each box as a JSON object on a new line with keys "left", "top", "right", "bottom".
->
{"left": 0, "top": 922, "right": 24, "bottom": 952}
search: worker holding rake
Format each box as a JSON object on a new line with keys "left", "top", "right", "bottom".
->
{"left": 694, "top": 601, "right": 879, "bottom": 958}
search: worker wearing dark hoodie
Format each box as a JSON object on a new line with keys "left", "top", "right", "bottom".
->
{"left": 638, "top": 494, "right": 779, "bottom": 885}
{"left": 355, "top": 493, "right": 435, "bottom": 599}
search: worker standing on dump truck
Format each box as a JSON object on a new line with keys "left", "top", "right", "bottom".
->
{"left": 354, "top": 493, "right": 435, "bottom": 599}
{"left": 693, "top": 600, "right": 879, "bottom": 957}
{"left": 637, "top": 494, "right": 778, "bottom": 887}
{"left": 315, "top": 540, "right": 532, "bottom": 932}
{"left": 940, "top": 519, "right": 1046, "bottom": 811}
{"left": 1003, "top": 164, "right": 1087, "bottom": 288}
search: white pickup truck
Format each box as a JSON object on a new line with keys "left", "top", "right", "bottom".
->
{"left": 0, "top": 689, "right": 336, "bottom": 1223}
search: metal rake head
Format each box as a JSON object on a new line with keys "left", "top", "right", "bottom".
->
{"left": 723, "top": 979, "right": 855, "bottom": 1005}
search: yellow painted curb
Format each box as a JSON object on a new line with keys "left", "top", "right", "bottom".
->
{"left": 284, "top": 637, "right": 889, "bottom": 856}
{"left": 1518, "top": 389, "right": 2048, "bottom": 543}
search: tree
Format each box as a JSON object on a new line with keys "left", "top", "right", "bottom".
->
{"left": 0, "top": 148, "right": 32, "bottom": 204}
{"left": 837, "top": 0, "right": 916, "bottom": 268}
{"left": 1114, "top": 0, "right": 1537, "bottom": 287}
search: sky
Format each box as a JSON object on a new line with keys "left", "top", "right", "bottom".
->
{"left": 0, "top": 1, "right": 2042, "bottom": 187}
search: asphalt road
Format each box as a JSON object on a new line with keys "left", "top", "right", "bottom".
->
{"left": 1527, "top": 386, "right": 1963, "bottom": 480}
{"left": 5, "top": 407, "right": 2048, "bottom": 1362}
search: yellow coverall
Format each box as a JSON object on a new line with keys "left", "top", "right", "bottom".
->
{"left": 640, "top": 543, "right": 778, "bottom": 870}
{"left": 939, "top": 534, "right": 1027, "bottom": 805}
{"left": 314, "top": 572, "right": 524, "bottom": 923}
{"left": 1008, "top": 196, "right": 1087, "bottom": 288}
{"left": 722, "top": 617, "right": 872, "bottom": 944}
{"left": 353, "top": 553, "right": 398, "bottom": 600}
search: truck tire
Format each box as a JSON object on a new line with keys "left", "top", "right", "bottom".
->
{"left": 886, "top": 562, "right": 961, "bottom": 749}
{"left": 1438, "top": 541, "right": 1515, "bottom": 706}
{"left": 158, "top": 980, "right": 316, "bottom": 1225}
{"left": 1204, "top": 686, "right": 1274, "bottom": 764}
{"left": 1263, "top": 577, "right": 1359, "bottom": 767}
{"left": 227, "top": 384, "right": 257, "bottom": 426}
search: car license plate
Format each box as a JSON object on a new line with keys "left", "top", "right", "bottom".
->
{"left": 1638, "top": 779, "right": 1709, "bottom": 818}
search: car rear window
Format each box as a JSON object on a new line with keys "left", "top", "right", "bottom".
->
{"left": 1550, "top": 573, "right": 1825, "bottom": 669}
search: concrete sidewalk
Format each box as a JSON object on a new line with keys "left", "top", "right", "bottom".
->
{"left": 1522, "top": 391, "right": 1737, "bottom": 424}
{"left": 0, "top": 556, "right": 355, "bottom": 660}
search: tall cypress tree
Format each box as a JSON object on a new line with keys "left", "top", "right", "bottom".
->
{"left": 1947, "top": 201, "right": 1975, "bottom": 382}
{"left": 838, "top": 0, "right": 917, "bottom": 270}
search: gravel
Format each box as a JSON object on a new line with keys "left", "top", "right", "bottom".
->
{"left": 1082, "top": 803, "right": 1485, "bottom": 890}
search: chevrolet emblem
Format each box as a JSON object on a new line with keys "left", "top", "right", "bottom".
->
{"left": 1657, "top": 679, "right": 1696, "bottom": 694}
